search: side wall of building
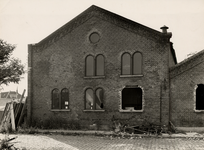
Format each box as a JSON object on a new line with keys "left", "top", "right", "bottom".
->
{"left": 170, "top": 52, "right": 204, "bottom": 127}
{"left": 28, "top": 17, "right": 171, "bottom": 129}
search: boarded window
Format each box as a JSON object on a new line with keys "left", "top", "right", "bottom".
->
{"left": 85, "top": 88, "right": 94, "bottom": 110}
{"left": 133, "top": 52, "right": 142, "bottom": 75}
{"left": 52, "top": 89, "right": 60, "bottom": 109}
{"left": 96, "top": 55, "right": 104, "bottom": 76}
{"left": 196, "top": 84, "right": 204, "bottom": 110}
{"left": 122, "top": 87, "right": 142, "bottom": 110}
{"left": 122, "top": 53, "right": 131, "bottom": 75}
{"left": 86, "top": 55, "right": 94, "bottom": 76}
{"left": 61, "top": 88, "right": 69, "bottom": 109}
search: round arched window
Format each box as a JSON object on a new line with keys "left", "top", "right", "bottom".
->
{"left": 89, "top": 32, "right": 100, "bottom": 43}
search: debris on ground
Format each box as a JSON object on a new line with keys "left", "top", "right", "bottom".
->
{"left": 111, "top": 115, "right": 184, "bottom": 137}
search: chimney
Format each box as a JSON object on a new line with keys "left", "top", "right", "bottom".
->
{"left": 160, "top": 25, "right": 169, "bottom": 34}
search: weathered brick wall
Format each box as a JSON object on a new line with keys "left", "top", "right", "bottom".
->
{"left": 170, "top": 51, "right": 204, "bottom": 127}
{"left": 28, "top": 16, "right": 171, "bottom": 130}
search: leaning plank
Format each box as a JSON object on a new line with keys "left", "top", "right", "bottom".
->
{"left": 17, "top": 97, "right": 27, "bottom": 128}
{"left": 10, "top": 101, "right": 16, "bottom": 131}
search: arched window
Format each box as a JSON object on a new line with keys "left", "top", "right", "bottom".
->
{"left": 85, "top": 55, "right": 94, "bottom": 76}
{"left": 95, "top": 88, "right": 104, "bottom": 109}
{"left": 85, "top": 88, "right": 94, "bottom": 110}
{"left": 133, "top": 52, "right": 142, "bottom": 75}
{"left": 61, "top": 88, "right": 69, "bottom": 109}
{"left": 122, "top": 87, "right": 142, "bottom": 110}
{"left": 196, "top": 84, "right": 204, "bottom": 110}
{"left": 122, "top": 53, "right": 131, "bottom": 75}
{"left": 96, "top": 55, "right": 104, "bottom": 76}
{"left": 52, "top": 88, "right": 60, "bottom": 109}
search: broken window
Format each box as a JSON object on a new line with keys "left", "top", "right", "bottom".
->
{"left": 133, "top": 52, "right": 142, "bottom": 75}
{"left": 85, "top": 54, "right": 105, "bottom": 77}
{"left": 61, "top": 88, "right": 69, "bottom": 109}
{"left": 122, "top": 87, "right": 142, "bottom": 110}
{"left": 52, "top": 88, "right": 60, "bottom": 109}
{"left": 196, "top": 84, "right": 204, "bottom": 110}
{"left": 121, "top": 52, "right": 142, "bottom": 75}
{"left": 85, "top": 88, "right": 104, "bottom": 110}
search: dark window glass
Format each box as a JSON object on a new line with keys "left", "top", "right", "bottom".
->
{"left": 52, "top": 89, "right": 60, "bottom": 109}
{"left": 196, "top": 84, "right": 204, "bottom": 110}
{"left": 122, "top": 88, "right": 142, "bottom": 110}
{"left": 95, "top": 88, "right": 103, "bottom": 109}
{"left": 86, "top": 55, "right": 94, "bottom": 76}
{"left": 89, "top": 32, "right": 100, "bottom": 43}
{"left": 96, "top": 55, "right": 104, "bottom": 76}
{"left": 133, "top": 52, "right": 142, "bottom": 75}
{"left": 61, "top": 88, "right": 69, "bottom": 109}
{"left": 122, "top": 53, "right": 131, "bottom": 75}
{"left": 85, "top": 88, "right": 94, "bottom": 110}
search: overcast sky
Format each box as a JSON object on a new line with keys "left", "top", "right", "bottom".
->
{"left": 0, "top": 0, "right": 204, "bottom": 95}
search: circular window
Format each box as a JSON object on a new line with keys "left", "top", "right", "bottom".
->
{"left": 89, "top": 32, "right": 100, "bottom": 43}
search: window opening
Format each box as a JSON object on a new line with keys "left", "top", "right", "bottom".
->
{"left": 196, "top": 84, "right": 204, "bottom": 110}
{"left": 61, "top": 88, "right": 69, "bottom": 109}
{"left": 52, "top": 89, "right": 60, "bottom": 109}
{"left": 133, "top": 52, "right": 142, "bottom": 75}
{"left": 122, "top": 53, "right": 131, "bottom": 75}
{"left": 96, "top": 55, "right": 104, "bottom": 76}
{"left": 122, "top": 87, "right": 142, "bottom": 110}
{"left": 85, "top": 88, "right": 94, "bottom": 110}
{"left": 86, "top": 55, "right": 94, "bottom": 76}
{"left": 95, "top": 88, "right": 103, "bottom": 109}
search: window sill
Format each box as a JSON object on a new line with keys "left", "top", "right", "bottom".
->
{"left": 83, "top": 110, "right": 105, "bottom": 112}
{"left": 120, "top": 75, "right": 143, "bottom": 78}
{"left": 84, "top": 76, "right": 105, "bottom": 79}
{"left": 119, "top": 109, "right": 143, "bottom": 112}
{"left": 194, "top": 110, "right": 204, "bottom": 113}
{"left": 50, "top": 109, "right": 70, "bottom": 112}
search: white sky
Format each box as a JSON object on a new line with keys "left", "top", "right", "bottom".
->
{"left": 0, "top": 0, "right": 204, "bottom": 95}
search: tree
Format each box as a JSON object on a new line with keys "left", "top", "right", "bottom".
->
{"left": 0, "top": 39, "right": 25, "bottom": 85}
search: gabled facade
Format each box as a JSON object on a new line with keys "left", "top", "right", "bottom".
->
{"left": 28, "top": 5, "right": 203, "bottom": 130}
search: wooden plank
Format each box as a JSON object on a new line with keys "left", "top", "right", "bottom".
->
{"left": 14, "top": 89, "right": 26, "bottom": 119}
{"left": 17, "top": 97, "right": 27, "bottom": 127}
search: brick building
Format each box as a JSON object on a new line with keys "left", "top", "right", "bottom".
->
{"left": 27, "top": 5, "right": 203, "bottom": 129}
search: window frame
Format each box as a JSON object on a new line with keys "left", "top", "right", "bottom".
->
{"left": 51, "top": 88, "right": 70, "bottom": 111}
{"left": 121, "top": 51, "right": 143, "bottom": 77}
{"left": 84, "top": 87, "right": 105, "bottom": 112}
{"left": 85, "top": 54, "right": 105, "bottom": 78}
